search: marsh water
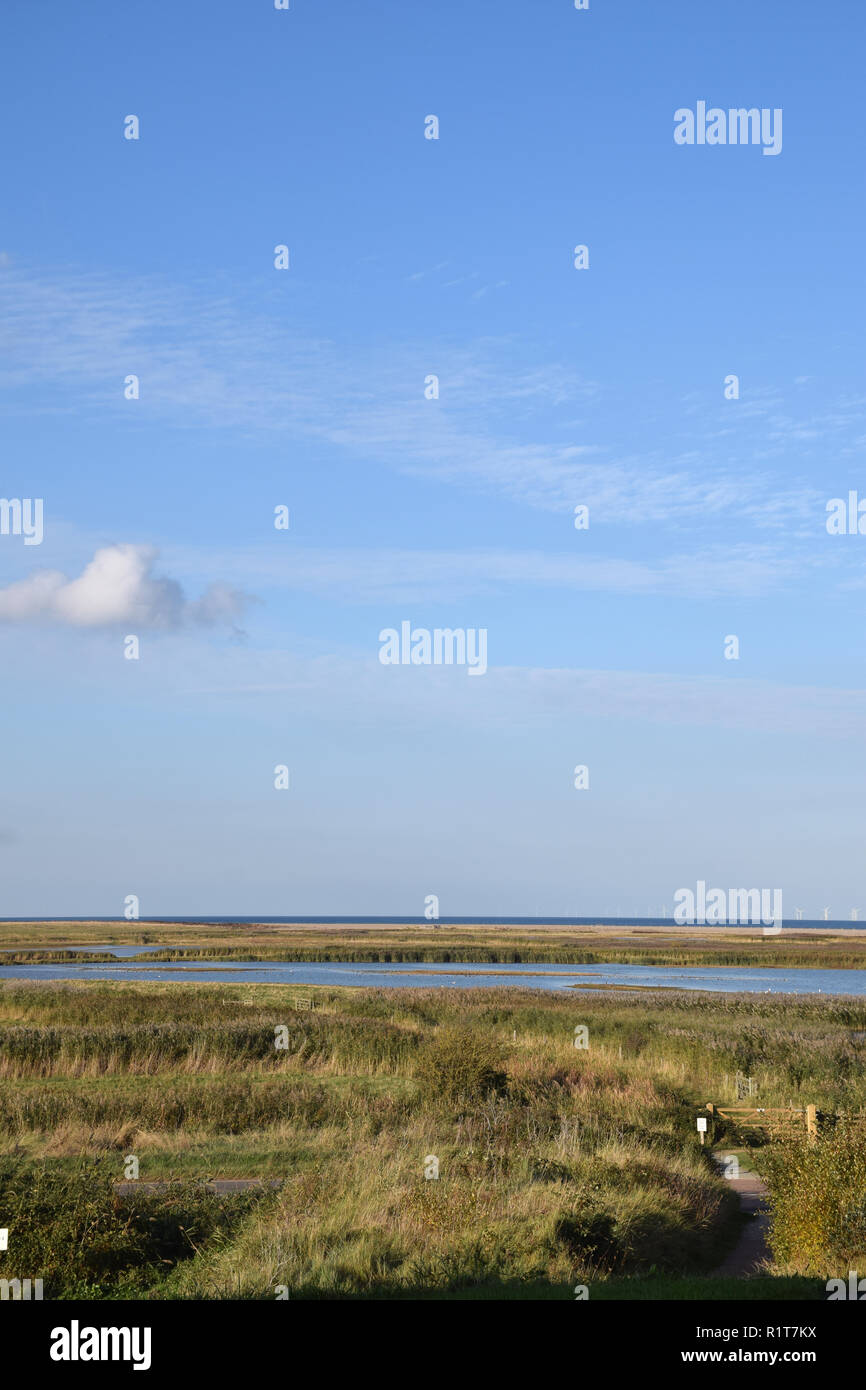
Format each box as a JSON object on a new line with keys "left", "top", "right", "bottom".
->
{"left": 0, "top": 955, "right": 862, "bottom": 995}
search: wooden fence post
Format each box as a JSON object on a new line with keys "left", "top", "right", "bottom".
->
{"left": 806, "top": 1104, "right": 817, "bottom": 1143}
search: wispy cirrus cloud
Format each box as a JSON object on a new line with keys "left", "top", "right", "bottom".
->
{"left": 0, "top": 261, "right": 844, "bottom": 532}
{"left": 165, "top": 646, "right": 866, "bottom": 740}
{"left": 163, "top": 540, "right": 814, "bottom": 604}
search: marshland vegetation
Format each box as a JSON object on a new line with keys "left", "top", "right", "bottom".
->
{"left": 1, "top": 979, "right": 863, "bottom": 1298}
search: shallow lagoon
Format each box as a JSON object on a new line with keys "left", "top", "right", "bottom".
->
{"left": 0, "top": 957, "right": 863, "bottom": 995}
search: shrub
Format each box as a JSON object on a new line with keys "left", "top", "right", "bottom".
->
{"left": 759, "top": 1130, "right": 866, "bottom": 1274}
{"left": 414, "top": 1029, "right": 507, "bottom": 1106}
{"left": 0, "top": 1157, "right": 263, "bottom": 1297}
{"left": 553, "top": 1209, "right": 620, "bottom": 1271}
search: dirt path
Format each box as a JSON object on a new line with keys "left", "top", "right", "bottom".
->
{"left": 713, "top": 1172, "right": 771, "bottom": 1276}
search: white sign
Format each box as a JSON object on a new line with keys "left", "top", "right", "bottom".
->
{"left": 696, "top": 1118, "right": 708, "bottom": 1133}
{"left": 0, "top": 1229, "right": 7, "bottom": 1251}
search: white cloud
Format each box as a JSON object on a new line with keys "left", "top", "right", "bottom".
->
{"left": 0, "top": 543, "right": 252, "bottom": 629}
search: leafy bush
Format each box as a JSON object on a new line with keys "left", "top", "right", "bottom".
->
{"left": 0, "top": 1157, "right": 263, "bottom": 1297}
{"left": 415, "top": 1029, "right": 507, "bottom": 1106}
{"left": 759, "top": 1130, "right": 866, "bottom": 1274}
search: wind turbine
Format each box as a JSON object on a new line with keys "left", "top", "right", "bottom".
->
{"left": 794, "top": 908, "right": 804, "bottom": 920}
{"left": 823, "top": 907, "right": 831, "bottom": 921}
{"left": 851, "top": 909, "right": 859, "bottom": 921}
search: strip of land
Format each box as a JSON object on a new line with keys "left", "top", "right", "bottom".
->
{"left": 1, "top": 920, "right": 865, "bottom": 969}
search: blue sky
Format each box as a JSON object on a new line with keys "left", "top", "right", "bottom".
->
{"left": 0, "top": 0, "right": 864, "bottom": 919}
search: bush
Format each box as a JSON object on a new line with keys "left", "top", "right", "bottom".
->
{"left": 0, "top": 1157, "right": 263, "bottom": 1297}
{"left": 759, "top": 1130, "right": 866, "bottom": 1274}
{"left": 415, "top": 1029, "right": 507, "bottom": 1106}
{"left": 553, "top": 1209, "right": 620, "bottom": 1271}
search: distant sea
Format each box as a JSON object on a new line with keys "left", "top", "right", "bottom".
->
{"left": 0, "top": 916, "right": 860, "bottom": 930}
